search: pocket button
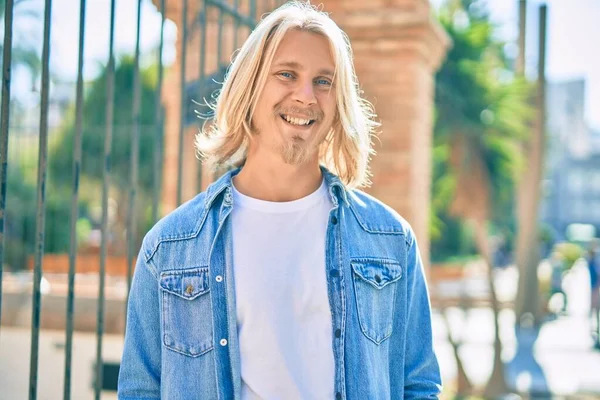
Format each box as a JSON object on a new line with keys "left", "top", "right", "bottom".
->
{"left": 185, "top": 284, "right": 194, "bottom": 295}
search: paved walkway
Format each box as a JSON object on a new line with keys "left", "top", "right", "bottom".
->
{"left": 1, "top": 260, "right": 599, "bottom": 398}
{"left": 0, "top": 327, "right": 122, "bottom": 399}
{"left": 432, "top": 260, "right": 600, "bottom": 398}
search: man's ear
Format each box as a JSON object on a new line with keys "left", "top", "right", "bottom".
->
{"left": 245, "top": 111, "right": 258, "bottom": 136}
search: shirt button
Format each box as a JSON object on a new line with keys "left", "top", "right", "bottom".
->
{"left": 185, "top": 284, "right": 194, "bottom": 295}
{"left": 215, "top": 275, "right": 223, "bottom": 282}
{"left": 220, "top": 338, "right": 228, "bottom": 346}
{"left": 336, "top": 392, "right": 342, "bottom": 400}
{"left": 331, "top": 216, "right": 338, "bottom": 225}
{"left": 330, "top": 269, "right": 339, "bottom": 278}
{"left": 335, "top": 329, "right": 341, "bottom": 338}
{"left": 375, "top": 274, "right": 381, "bottom": 283}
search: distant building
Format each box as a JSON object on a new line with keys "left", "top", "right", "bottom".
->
{"left": 541, "top": 79, "right": 600, "bottom": 241}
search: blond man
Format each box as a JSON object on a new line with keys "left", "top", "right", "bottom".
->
{"left": 118, "top": 2, "right": 441, "bottom": 399}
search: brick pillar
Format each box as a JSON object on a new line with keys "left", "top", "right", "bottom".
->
{"left": 324, "top": 0, "right": 450, "bottom": 267}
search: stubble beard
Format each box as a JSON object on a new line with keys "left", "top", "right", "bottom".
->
{"left": 280, "top": 135, "right": 313, "bottom": 165}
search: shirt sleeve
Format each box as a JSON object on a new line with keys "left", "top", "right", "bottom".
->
{"left": 117, "top": 248, "right": 162, "bottom": 399}
{"left": 392, "top": 229, "right": 443, "bottom": 399}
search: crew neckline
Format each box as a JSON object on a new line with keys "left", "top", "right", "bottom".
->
{"left": 231, "top": 179, "right": 328, "bottom": 213}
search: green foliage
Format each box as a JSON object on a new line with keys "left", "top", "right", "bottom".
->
{"left": 431, "top": 213, "right": 478, "bottom": 263}
{"left": 49, "top": 56, "right": 160, "bottom": 193}
{"left": 553, "top": 242, "right": 585, "bottom": 270}
{"left": 5, "top": 57, "right": 162, "bottom": 269}
{"left": 3, "top": 164, "right": 90, "bottom": 270}
{"left": 430, "top": 0, "right": 534, "bottom": 262}
{"left": 4, "top": 166, "right": 36, "bottom": 270}
{"left": 46, "top": 56, "right": 162, "bottom": 251}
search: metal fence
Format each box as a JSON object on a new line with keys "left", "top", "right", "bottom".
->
{"left": 0, "top": 0, "right": 284, "bottom": 398}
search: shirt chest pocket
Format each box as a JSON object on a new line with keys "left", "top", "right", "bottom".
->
{"left": 351, "top": 258, "right": 403, "bottom": 345}
{"left": 160, "top": 267, "right": 214, "bottom": 357}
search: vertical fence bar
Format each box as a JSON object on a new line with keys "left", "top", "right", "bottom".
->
{"left": 199, "top": 0, "right": 207, "bottom": 95}
{"left": 217, "top": 6, "right": 224, "bottom": 68}
{"left": 152, "top": 0, "right": 166, "bottom": 225}
{"left": 233, "top": 0, "right": 240, "bottom": 50}
{"left": 63, "top": 1, "right": 86, "bottom": 398}
{"left": 95, "top": 0, "right": 117, "bottom": 398}
{"left": 126, "top": 0, "right": 143, "bottom": 321}
{"left": 197, "top": 0, "right": 208, "bottom": 187}
{"left": 250, "top": 0, "right": 257, "bottom": 21}
{"left": 0, "top": 0, "right": 15, "bottom": 337}
{"left": 177, "top": 0, "right": 189, "bottom": 206}
{"left": 29, "top": 1, "right": 53, "bottom": 399}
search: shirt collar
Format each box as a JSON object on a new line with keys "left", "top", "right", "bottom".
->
{"left": 204, "top": 165, "right": 348, "bottom": 210}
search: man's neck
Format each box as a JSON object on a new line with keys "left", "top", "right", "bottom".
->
{"left": 232, "top": 156, "right": 323, "bottom": 202}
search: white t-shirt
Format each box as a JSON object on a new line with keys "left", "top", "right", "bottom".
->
{"left": 231, "top": 179, "right": 335, "bottom": 400}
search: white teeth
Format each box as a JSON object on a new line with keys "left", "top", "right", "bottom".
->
{"left": 283, "top": 115, "right": 312, "bottom": 126}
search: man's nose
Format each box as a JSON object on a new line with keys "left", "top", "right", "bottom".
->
{"left": 292, "top": 80, "right": 317, "bottom": 106}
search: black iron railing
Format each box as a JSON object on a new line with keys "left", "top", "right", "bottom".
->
{"left": 0, "top": 0, "right": 286, "bottom": 398}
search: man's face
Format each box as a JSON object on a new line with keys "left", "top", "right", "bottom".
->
{"left": 250, "top": 29, "right": 337, "bottom": 165}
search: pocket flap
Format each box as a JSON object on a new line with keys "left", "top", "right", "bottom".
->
{"left": 351, "top": 259, "right": 402, "bottom": 289}
{"left": 160, "top": 267, "right": 210, "bottom": 300}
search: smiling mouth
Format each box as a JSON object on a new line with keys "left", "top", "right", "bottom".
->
{"left": 280, "top": 114, "right": 316, "bottom": 127}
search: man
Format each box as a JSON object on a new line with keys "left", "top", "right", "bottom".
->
{"left": 118, "top": 2, "right": 442, "bottom": 399}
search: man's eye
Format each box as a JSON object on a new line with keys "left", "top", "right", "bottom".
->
{"left": 279, "top": 72, "right": 293, "bottom": 78}
{"left": 316, "top": 78, "right": 332, "bottom": 86}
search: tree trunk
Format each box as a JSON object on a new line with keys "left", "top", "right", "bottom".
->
{"left": 473, "top": 218, "right": 511, "bottom": 398}
{"left": 441, "top": 309, "right": 472, "bottom": 398}
{"left": 514, "top": 3, "right": 547, "bottom": 327}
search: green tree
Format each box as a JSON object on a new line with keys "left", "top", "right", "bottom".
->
{"left": 432, "top": 0, "right": 534, "bottom": 397}
{"left": 49, "top": 57, "right": 159, "bottom": 192}
{"left": 2, "top": 0, "right": 43, "bottom": 270}
{"left": 48, "top": 56, "right": 161, "bottom": 255}
{"left": 3, "top": 163, "right": 90, "bottom": 270}
{"left": 4, "top": 57, "right": 161, "bottom": 269}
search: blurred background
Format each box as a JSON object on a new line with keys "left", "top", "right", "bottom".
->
{"left": 1, "top": 0, "right": 599, "bottom": 398}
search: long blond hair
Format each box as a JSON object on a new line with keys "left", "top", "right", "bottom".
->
{"left": 195, "top": 1, "right": 379, "bottom": 188}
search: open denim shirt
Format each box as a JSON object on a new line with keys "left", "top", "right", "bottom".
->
{"left": 118, "top": 167, "right": 442, "bottom": 400}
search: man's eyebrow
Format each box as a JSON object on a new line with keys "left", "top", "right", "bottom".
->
{"left": 272, "top": 61, "right": 335, "bottom": 78}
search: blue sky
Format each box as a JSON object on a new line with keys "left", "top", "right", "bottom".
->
{"left": 8, "top": 0, "right": 600, "bottom": 130}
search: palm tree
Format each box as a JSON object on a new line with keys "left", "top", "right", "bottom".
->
{"left": 433, "top": 0, "right": 534, "bottom": 397}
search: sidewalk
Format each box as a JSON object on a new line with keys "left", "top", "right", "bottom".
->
{"left": 1, "top": 260, "right": 598, "bottom": 398}
{"left": 0, "top": 327, "right": 122, "bottom": 399}
{"left": 431, "top": 260, "right": 600, "bottom": 398}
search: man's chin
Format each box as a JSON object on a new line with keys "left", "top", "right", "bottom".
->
{"left": 280, "top": 143, "right": 311, "bottom": 165}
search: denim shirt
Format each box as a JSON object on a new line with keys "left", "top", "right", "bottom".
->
{"left": 118, "top": 167, "right": 442, "bottom": 400}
